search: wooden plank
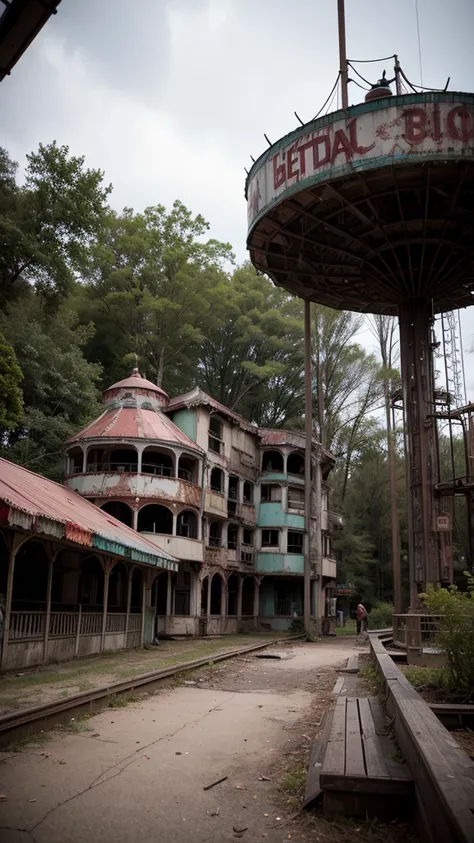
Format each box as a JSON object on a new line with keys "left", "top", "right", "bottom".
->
{"left": 345, "top": 697, "right": 365, "bottom": 777}
{"left": 329, "top": 697, "right": 347, "bottom": 742}
{"left": 368, "top": 697, "right": 387, "bottom": 736}
{"left": 340, "top": 653, "right": 359, "bottom": 674}
{"left": 358, "top": 698, "right": 390, "bottom": 779}
{"left": 358, "top": 697, "right": 376, "bottom": 738}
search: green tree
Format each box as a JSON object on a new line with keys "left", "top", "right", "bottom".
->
{"left": 197, "top": 263, "right": 305, "bottom": 425}
{"left": 0, "top": 293, "right": 102, "bottom": 479}
{"left": 79, "top": 201, "right": 233, "bottom": 391}
{"left": 0, "top": 142, "right": 111, "bottom": 304}
{"left": 0, "top": 331, "right": 23, "bottom": 430}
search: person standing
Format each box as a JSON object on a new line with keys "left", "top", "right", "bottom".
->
{"left": 356, "top": 602, "right": 368, "bottom": 635}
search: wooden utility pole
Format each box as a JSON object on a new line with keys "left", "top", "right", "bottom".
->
{"left": 337, "top": 0, "right": 349, "bottom": 109}
{"left": 304, "top": 300, "right": 312, "bottom": 637}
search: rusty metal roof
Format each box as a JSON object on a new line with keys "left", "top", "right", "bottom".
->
{"left": 167, "top": 388, "right": 258, "bottom": 433}
{"left": 0, "top": 458, "right": 178, "bottom": 570}
{"left": 104, "top": 369, "right": 169, "bottom": 400}
{"left": 69, "top": 407, "right": 203, "bottom": 452}
{"left": 0, "top": 0, "right": 61, "bottom": 82}
{"left": 260, "top": 429, "right": 336, "bottom": 464}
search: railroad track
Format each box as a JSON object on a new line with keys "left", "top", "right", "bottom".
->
{"left": 0, "top": 635, "right": 302, "bottom": 749}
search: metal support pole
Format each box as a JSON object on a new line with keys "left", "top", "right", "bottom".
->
{"left": 385, "top": 384, "right": 401, "bottom": 613}
{"left": 337, "top": 0, "right": 349, "bottom": 108}
{"left": 304, "top": 299, "right": 312, "bottom": 637}
{"left": 43, "top": 553, "right": 54, "bottom": 664}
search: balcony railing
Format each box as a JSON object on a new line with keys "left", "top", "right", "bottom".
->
{"left": 392, "top": 613, "right": 441, "bottom": 650}
{"left": 86, "top": 462, "right": 138, "bottom": 473}
{"left": 9, "top": 609, "right": 143, "bottom": 641}
{"left": 141, "top": 463, "right": 173, "bottom": 477}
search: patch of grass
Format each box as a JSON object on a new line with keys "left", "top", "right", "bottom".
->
{"left": 359, "top": 662, "right": 382, "bottom": 695}
{"left": 281, "top": 764, "right": 307, "bottom": 796}
{"left": 6, "top": 731, "right": 49, "bottom": 752}
{"left": 403, "top": 665, "right": 445, "bottom": 691}
{"left": 335, "top": 620, "right": 357, "bottom": 636}
{"left": 107, "top": 692, "right": 138, "bottom": 708}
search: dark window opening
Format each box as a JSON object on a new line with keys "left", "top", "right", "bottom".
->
{"left": 210, "top": 466, "right": 224, "bottom": 493}
{"left": 262, "top": 450, "right": 284, "bottom": 473}
{"left": 288, "top": 487, "right": 304, "bottom": 509}
{"left": 243, "top": 481, "right": 254, "bottom": 503}
{"left": 209, "top": 521, "right": 222, "bottom": 547}
{"left": 323, "top": 535, "right": 332, "bottom": 556}
{"left": 178, "top": 455, "right": 198, "bottom": 483}
{"left": 242, "top": 577, "right": 254, "bottom": 615}
{"left": 228, "top": 475, "right": 239, "bottom": 515}
{"left": 101, "top": 501, "right": 133, "bottom": 528}
{"left": 137, "top": 504, "right": 173, "bottom": 535}
{"left": 262, "top": 529, "right": 279, "bottom": 548}
{"left": 177, "top": 510, "right": 198, "bottom": 539}
{"left": 287, "top": 531, "right": 304, "bottom": 553}
{"left": 260, "top": 484, "right": 281, "bottom": 502}
{"left": 243, "top": 529, "right": 253, "bottom": 546}
{"left": 287, "top": 452, "right": 304, "bottom": 476}
{"left": 227, "top": 524, "right": 238, "bottom": 550}
{"left": 209, "top": 415, "right": 224, "bottom": 454}
{"left": 227, "top": 574, "right": 238, "bottom": 615}
{"left": 210, "top": 574, "right": 223, "bottom": 614}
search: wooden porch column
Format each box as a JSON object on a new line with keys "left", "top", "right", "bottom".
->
{"left": 1, "top": 533, "right": 26, "bottom": 670}
{"left": 253, "top": 578, "right": 261, "bottom": 621}
{"left": 206, "top": 574, "right": 212, "bottom": 618}
{"left": 220, "top": 576, "right": 227, "bottom": 617}
{"left": 101, "top": 559, "right": 113, "bottom": 653}
{"left": 124, "top": 566, "right": 133, "bottom": 645}
{"left": 140, "top": 570, "right": 147, "bottom": 646}
{"left": 237, "top": 576, "right": 243, "bottom": 620}
{"left": 166, "top": 570, "right": 172, "bottom": 616}
{"left": 43, "top": 547, "right": 58, "bottom": 664}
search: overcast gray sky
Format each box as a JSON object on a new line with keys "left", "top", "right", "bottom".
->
{"left": 1, "top": 0, "right": 474, "bottom": 393}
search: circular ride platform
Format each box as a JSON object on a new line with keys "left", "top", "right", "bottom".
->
{"left": 246, "top": 92, "right": 474, "bottom": 316}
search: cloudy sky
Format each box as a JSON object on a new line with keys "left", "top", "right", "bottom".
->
{"left": 1, "top": 0, "right": 474, "bottom": 391}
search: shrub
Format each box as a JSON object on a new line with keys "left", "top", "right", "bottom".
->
{"left": 421, "top": 573, "right": 474, "bottom": 701}
{"left": 368, "top": 602, "right": 394, "bottom": 630}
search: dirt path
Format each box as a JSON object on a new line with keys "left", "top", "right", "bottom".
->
{"left": 0, "top": 640, "right": 416, "bottom": 843}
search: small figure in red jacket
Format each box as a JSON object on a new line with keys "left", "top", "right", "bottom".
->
{"left": 356, "top": 603, "right": 368, "bottom": 635}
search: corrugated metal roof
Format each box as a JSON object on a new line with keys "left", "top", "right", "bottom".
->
{"left": 0, "top": 458, "right": 178, "bottom": 571}
{"left": 69, "top": 406, "right": 203, "bottom": 452}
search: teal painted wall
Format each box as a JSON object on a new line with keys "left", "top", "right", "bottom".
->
{"left": 256, "top": 553, "right": 304, "bottom": 574}
{"left": 171, "top": 409, "right": 197, "bottom": 442}
{"left": 258, "top": 502, "right": 304, "bottom": 529}
{"left": 259, "top": 472, "right": 287, "bottom": 483}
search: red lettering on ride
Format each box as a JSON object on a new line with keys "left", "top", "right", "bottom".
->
{"left": 271, "top": 104, "right": 474, "bottom": 192}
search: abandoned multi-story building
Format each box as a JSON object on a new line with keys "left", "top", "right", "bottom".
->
{"left": 64, "top": 368, "right": 341, "bottom": 636}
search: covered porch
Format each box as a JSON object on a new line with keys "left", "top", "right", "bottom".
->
{"left": 0, "top": 459, "right": 178, "bottom": 672}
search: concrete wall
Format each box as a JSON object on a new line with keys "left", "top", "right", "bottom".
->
{"left": 143, "top": 533, "right": 203, "bottom": 562}
{"left": 67, "top": 472, "right": 201, "bottom": 508}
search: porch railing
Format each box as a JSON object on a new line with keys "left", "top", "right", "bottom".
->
{"left": 9, "top": 610, "right": 143, "bottom": 641}
{"left": 392, "top": 613, "right": 441, "bottom": 650}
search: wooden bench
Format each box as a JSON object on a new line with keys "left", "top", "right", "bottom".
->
{"left": 320, "top": 695, "right": 414, "bottom": 820}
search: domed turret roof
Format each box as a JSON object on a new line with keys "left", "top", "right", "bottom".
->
{"left": 103, "top": 367, "right": 169, "bottom": 400}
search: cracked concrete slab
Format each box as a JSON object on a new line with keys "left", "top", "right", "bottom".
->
{"left": 0, "top": 642, "right": 353, "bottom": 843}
